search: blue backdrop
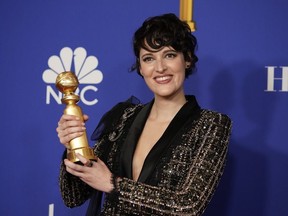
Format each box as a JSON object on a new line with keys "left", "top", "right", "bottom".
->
{"left": 1, "top": 0, "right": 288, "bottom": 215}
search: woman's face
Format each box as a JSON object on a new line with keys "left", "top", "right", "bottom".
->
{"left": 139, "top": 46, "right": 188, "bottom": 98}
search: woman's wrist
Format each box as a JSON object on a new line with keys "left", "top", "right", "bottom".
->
{"left": 110, "top": 173, "right": 120, "bottom": 193}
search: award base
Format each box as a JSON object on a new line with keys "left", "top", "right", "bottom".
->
{"left": 67, "top": 147, "right": 97, "bottom": 163}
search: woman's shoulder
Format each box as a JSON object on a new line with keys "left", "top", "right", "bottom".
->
{"left": 200, "top": 109, "right": 232, "bottom": 127}
{"left": 104, "top": 96, "right": 144, "bottom": 123}
{"left": 91, "top": 96, "right": 143, "bottom": 140}
{"left": 109, "top": 96, "right": 143, "bottom": 113}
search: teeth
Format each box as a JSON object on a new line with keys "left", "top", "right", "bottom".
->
{"left": 155, "top": 76, "right": 170, "bottom": 81}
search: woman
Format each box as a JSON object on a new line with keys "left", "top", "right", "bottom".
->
{"left": 56, "top": 13, "right": 232, "bottom": 215}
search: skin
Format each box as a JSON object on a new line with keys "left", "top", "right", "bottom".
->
{"left": 56, "top": 45, "right": 191, "bottom": 193}
{"left": 139, "top": 46, "right": 187, "bottom": 103}
{"left": 56, "top": 114, "right": 114, "bottom": 192}
{"left": 138, "top": 46, "right": 189, "bottom": 120}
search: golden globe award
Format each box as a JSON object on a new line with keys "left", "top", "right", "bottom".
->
{"left": 55, "top": 71, "right": 97, "bottom": 163}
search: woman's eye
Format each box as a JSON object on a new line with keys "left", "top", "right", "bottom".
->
{"left": 143, "top": 57, "right": 153, "bottom": 62}
{"left": 166, "top": 53, "right": 177, "bottom": 59}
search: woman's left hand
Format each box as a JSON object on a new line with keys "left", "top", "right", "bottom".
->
{"left": 64, "top": 153, "right": 114, "bottom": 193}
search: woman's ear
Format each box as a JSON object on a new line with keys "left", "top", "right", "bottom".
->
{"left": 185, "top": 52, "right": 192, "bottom": 69}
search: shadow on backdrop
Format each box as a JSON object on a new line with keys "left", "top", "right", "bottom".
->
{"left": 203, "top": 60, "right": 281, "bottom": 216}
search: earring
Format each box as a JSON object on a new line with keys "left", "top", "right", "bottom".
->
{"left": 186, "top": 64, "right": 190, "bottom": 69}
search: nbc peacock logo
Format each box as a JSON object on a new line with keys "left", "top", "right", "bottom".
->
{"left": 42, "top": 47, "right": 103, "bottom": 105}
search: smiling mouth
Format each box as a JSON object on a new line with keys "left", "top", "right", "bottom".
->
{"left": 154, "top": 75, "right": 172, "bottom": 83}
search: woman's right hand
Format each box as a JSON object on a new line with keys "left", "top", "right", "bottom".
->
{"left": 56, "top": 114, "right": 89, "bottom": 149}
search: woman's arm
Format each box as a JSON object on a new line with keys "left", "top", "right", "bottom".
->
{"left": 58, "top": 98, "right": 141, "bottom": 208}
{"left": 59, "top": 160, "right": 93, "bottom": 207}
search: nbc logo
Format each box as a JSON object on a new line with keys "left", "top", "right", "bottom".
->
{"left": 43, "top": 47, "right": 103, "bottom": 105}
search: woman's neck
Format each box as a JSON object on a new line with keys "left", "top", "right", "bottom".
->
{"left": 149, "top": 94, "right": 187, "bottom": 122}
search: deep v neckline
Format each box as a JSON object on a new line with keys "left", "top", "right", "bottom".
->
{"left": 119, "top": 95, "right": 201, "bottom": 183}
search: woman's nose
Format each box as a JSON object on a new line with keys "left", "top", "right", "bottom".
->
{"left": 155, "top": 59, "right": 167, "bottom": 73}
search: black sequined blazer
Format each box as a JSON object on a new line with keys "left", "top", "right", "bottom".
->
{"left": 59, "top": 95, "right": 232, "bottom": 216}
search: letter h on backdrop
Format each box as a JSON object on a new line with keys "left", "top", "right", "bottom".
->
{"left": 265, "top": 66, "right": 288, "bottom": 92}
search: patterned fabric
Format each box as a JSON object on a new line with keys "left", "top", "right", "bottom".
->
{"left": 59, "top": 96, "right": 232, "bottom": 216}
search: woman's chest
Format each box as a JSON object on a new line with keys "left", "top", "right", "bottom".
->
{"left": 132, "top": 120, "right": 170, "bottom": 180}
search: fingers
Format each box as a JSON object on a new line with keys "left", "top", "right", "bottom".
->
{"left": 76, "top": 153, "right": 92, "bottom": 166}
{"left": 76, "top": 153, "right": 99, "bottom": 167}
{"left": 64, "top": 155, "right": 113, "bottom": 192}
{"left": 64, "top": 154, "right": 94, "bottom": 177}
{"left": 56, "top": 114, "right": 88, "bottom": 146}
{"left": 58, "top": 131, "right": 83, "bottom": 147}
{"left": 58, "top": 114, "right": 84, "bottom": 129}
{"left": 83, "top": 114, "right": 89, "bottom": 122}
{"left": 64, "top": 159, "right": 85, "bottom": 176}
{"left": 84, "top": 160, "right": 93, "bottom": 167}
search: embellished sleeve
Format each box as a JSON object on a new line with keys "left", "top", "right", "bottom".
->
{"left": 58, "top": 96, "right": 141, "bottom": 208}
{"left": 59, "top": 160, "right": 92, "bottom": 208}
{"left": 106, "top": 111, "right": 232, "bottom": 215}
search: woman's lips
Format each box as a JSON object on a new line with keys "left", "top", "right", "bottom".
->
{"left": 154, "top": 75, "right": 172, "bottom": 84}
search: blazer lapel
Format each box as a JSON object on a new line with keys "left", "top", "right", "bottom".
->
{"left": 120, "top": 96, "right": 201, "bottom": 183}
{"left": 138, "top": 96, "right": 201, "bottom": 183}
{"left": 120, "top": 101, "right": 153, "bottom": 179}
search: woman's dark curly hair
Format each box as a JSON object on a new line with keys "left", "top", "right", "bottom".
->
{"left": 131, "top": 13, "right": 198, "bottom": 78}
